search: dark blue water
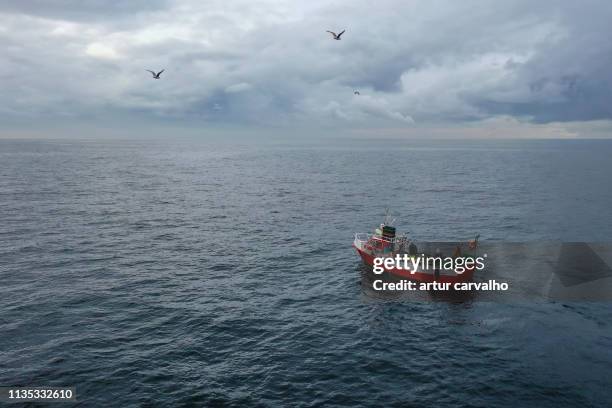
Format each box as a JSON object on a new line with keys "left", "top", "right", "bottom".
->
{"left": 1, "top": 138, "right": 612, "bottom": 407}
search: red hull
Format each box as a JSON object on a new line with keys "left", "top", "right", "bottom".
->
{"left": 354, "top": 244, "right": 475, "bottom": 283}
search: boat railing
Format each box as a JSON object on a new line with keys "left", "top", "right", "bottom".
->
{"left": 354, "top": 233, "right": 406, "bottom": 245}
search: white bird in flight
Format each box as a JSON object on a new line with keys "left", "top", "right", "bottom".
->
{"left": 326, "top": 30, "right": 346, "bottom": 40}
{"left": 145, "top": 69, "right": 165, "bottom": 79}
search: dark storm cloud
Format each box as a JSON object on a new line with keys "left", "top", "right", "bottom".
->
{"left": 465, "top": 0, "right": 612, "bottom": 123}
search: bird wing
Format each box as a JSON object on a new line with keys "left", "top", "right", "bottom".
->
{"left": 326, "top": 30, "right": 337, "bottom": 38}
{"left": 145, "top": 69, "right": 156, "bottom": 76}
{"left": 337, "top": 30, "right": 345, "bottom": 38}
{"left": 157, "top": 69, "right": 165, "bottom": 76}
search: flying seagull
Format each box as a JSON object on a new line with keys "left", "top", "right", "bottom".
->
{"left": 146, "top": 69, "right": 165, "bottom": 79}
{"left": 326, "top": 30, "right": 345, "bottom": 40}
{"left": 354, "top": 90, "right": 360, "bottom": 95}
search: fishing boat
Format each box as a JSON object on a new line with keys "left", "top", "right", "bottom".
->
{"left": 353, "top": 214, "right": 479, "bottom": 284}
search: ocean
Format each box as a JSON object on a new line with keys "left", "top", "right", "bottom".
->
{"left": 1, "top": 138, "right": 612, "bottom": 406}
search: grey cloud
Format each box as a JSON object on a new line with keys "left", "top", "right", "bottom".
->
{"left": 0, "top": 0, "right": 169, "bottom": 22}
{"left": 1, "top": 0, "right": 612, "bottom": 134}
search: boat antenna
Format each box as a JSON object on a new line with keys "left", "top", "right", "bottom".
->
{"left": 383, "top": 208, "right": 396, "bottom": 226}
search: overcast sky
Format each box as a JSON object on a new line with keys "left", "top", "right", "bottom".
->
{"left": 2, "top": 0, "right": 612, "bottom": 138}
